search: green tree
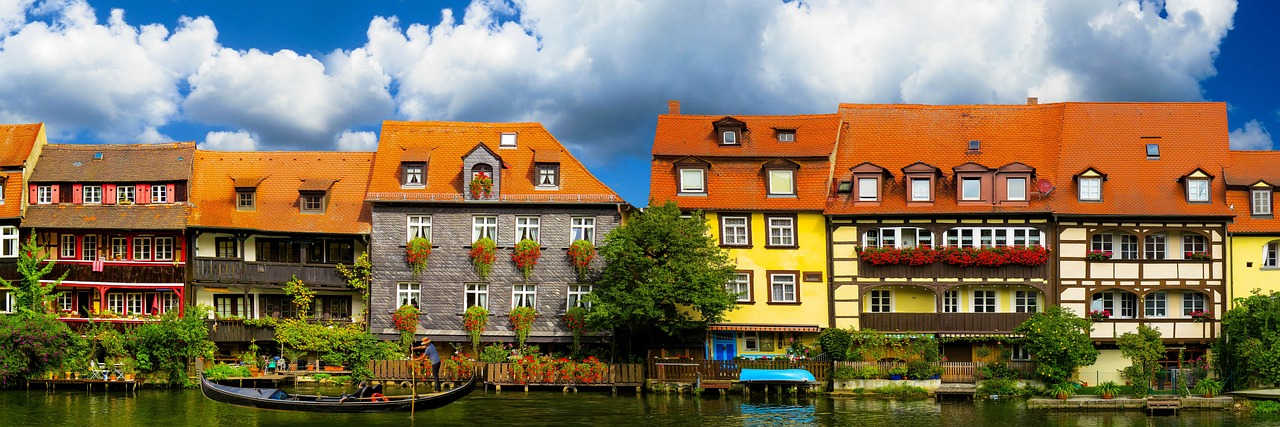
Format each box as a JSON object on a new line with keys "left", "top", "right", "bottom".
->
{"left": 283, "top": 275, "right": 315, "bottom": 318}
{"left": 0, "top": 233, "right": 67, "bottom": 313}
{"left": 1014, "top": 306, "right": 1099, "bottom": 384}
{"left": 1215, "top": 289, "right": 1280, "bottom": 390}
{"left": 125, "top": 305, "right": 217, "bottom": 387}
{"left": 586, "top": 201, "right": 738, "bottom": 355}
{"left": 1117, "top": 324, "right": 1164, "bottom": 397}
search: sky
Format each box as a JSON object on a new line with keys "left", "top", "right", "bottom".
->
{"left": 0, "top": 0, "right": 1276, "bottom": 206}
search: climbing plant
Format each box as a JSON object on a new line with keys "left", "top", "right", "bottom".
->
{"left": 283, "top": 275, "right": 315, "bottom": 318}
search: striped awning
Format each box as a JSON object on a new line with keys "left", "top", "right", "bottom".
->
{"left": 708, "top": 324, "right": 820, "bottom": 333}
{"left": 937, "top": 332, "right": 1024, "bottom": 339}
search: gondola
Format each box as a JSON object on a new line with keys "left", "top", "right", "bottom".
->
{"left": 200, "top": 373, "right": 476, "bottom": 413}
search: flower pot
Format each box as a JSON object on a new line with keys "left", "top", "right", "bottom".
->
{"left": 1056, "top": 392, "right": 1068, "bottom": 400}
{"left": 109, "top": 374, "right": 117, "bottom": 381}
{"left": 124, "top": 374, "right": 134, "bottom": 381}
{"left": 1204, "top": 393, "right": 1213, "bottom": 398}
{"left": 890, "top": 374, "right": 903, "bottom": 380}
{"left": 1102, "top": 392, "right": 1113, "bottom": 399}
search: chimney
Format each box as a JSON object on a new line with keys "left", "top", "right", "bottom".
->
{"left": 1026, "top": 97, "right": 1038, "bottom": 105}
{"left": 668, "top": 100, "right": 681, "bottom": 115}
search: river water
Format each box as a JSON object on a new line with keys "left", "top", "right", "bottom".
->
{"left": 1, "top": 387, "right": 1276, "bottom": 427}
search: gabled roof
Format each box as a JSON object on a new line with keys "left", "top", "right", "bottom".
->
{"left": 0, "top": 171, "right": 24, "bottom": 220}
{"left": 1226, "top": 150, "right": 1280, "bottom": 234}
{"left": 827, "top": 103, "right": 1063, "bottom": 215}
{"left": 23, "top": 205, "right": 187, "bottom": 230}
{"left": 188, "top": 151, "right": 372, "bottom": 235}
{"left": 652, "top": 114, "right": 840, "bottom": 157}
{"left": 366, "top": 121, "right": 622, "bottom": 204}
{"left": 0, "top": 123, "right": 44, "bottom": 168}
{"left": 29, "top": 142, "right": 196, "bottom": 183}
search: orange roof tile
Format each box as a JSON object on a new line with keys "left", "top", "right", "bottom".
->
{"left": 1226, "top": 150, "right": 1280, "bottom": 234}
{"left": 0, "top": 123, "right": 42, "bottom": 167}
{"left": 188, "top": 151, "right": 373, "bottom": 235}
{"left": 826, "top": 104, "right": 1063, "bottom": 215}
{"left": 366, "top": 121, "right": 623, "bottom": 204}
{"left": 652, "top": 114, "right": 840, "bottom": 158}
{"left": 30, "top": 143, "right": 195, "bottom": 182}
{"left": 0, "top": 171, "right": 22, "bottom": 219}
{"left": 650, "top": 157, "right": 832, "bottom": 211}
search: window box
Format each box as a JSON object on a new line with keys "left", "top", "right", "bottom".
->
{"left": 1184, "top": 251, "right": 1211, "bottom": 261}
{"left": 1085, "top": 250, "right": 1113, "bottom": 261}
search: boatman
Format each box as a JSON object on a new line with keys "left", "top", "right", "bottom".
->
{"left": 413, "top": 336, "right": 441, "bottom": 392}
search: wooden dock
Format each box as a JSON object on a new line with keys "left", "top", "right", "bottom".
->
{"left": 27, "top": 379, "right": 140, "bottom": 391}
{"left": 1146, "top": 396, "right": 1181, "bottom": 415}
{"left": 935, "top": 383, "right": 977, "bottom": 399}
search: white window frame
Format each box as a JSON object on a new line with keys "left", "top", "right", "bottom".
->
{"left": 465, "top": 283, "right": 488, "bottom": 310}
{"left": 570, "top": 217, "right": 596, "bottom": 244}
{"left": 133, "top": 237, "right": 151, "bottom": 261}
{"left": 537, "top": 165, "right": 558, "bottom": 187}
{"left": 1182, "top": 292, "right": 1206, "bottom": 316}
{"left": 1011, "top": 345, "right": 1031, "bottom": 362}
{"left": 126, "top": 293, "right": 143, "bottom": 315}
{"left": 83, "top": 185, "right": 102, "bottom": 204}
{"left": 777, "top": 131, "right": 795, "bottom": 142}
{"left": 151, "top": 185, "right": 168, "bottom": 203}
{"left": 60, "top": 235, "right": 76, "bottom": 259}
{"left": 857, "top": 178, "right": 878, "bottom": 201}
{"left": 943, "top": 290, "right": 958, "bottom": 313}
{"left": 500, "top": 133, "right": 517, "bottom": 148}
{"left": 81, "top": 234, "right": 97, "bottom": 261}
{"left": 767, "top": 170, "right": 794, "bottom": 196}
{"left": 1265, "top": 242, "right": 1279, "bottom": 268}
{"left": 397, "top": 282, "right": 420, "bottom": 308}
{"left": 728, "top": 273, "right": 751, "bottom": 302}
{"left": 1254, "top": 189, "right": 1272, "bottom": 215}
{"left": 107, "top": 293, "right": 124, "bottom": 314}
{"left": 721, "top": 216, "right": 749, "bottom": 246}
{"left": 160, "top": 293, "right": 179, "bottom": 313}
{"left": 154, "top": 237, "right": 174, "bottom": 261}
{"left": 1079, "top": 177, "right": 1101, "bottom": 201}
{"left": 110, "top": 237, "right": 127, "bottom": 260}
{"left": 0, "top": 226, "right": 17, "bottom": 258}
{"left": 56, "top": 292, "right": 73, "bottom": 312}
{"left": 1145, "top": 233, "right": 1166, "bottom": 260}
{"left": 679, "top": 169, "right": 705, "bottom": 194}
{"left": 862, "top": 227, "right": 933, "bottom": 249}
{"left": 1182, "top": 234, "right": 1207, "bottom": 258}
{"left": 869, "top": 289, "right": 891, "bottom": 313}
{"left": 722, "top": 130, "right": 737, "bottom": 145}
{"left": 1187, "top": 179, "right": 1209, "bottom": 202}
{"left": 1015, "top": 290, "right": 1038, "bottom": 313}
{"left": 767, "top": 216, "right": 795, "bottom": 247}
{"left": 37, "top": 185, "right": 52, "bottom": 204}
{"left": 1091, "top": 233, "right": 1114, "bottom": 253}
{"left": 1, "top": 291, "right": 14, "bottom": 313}
{"left": 911, "top": 178, "right": 930, "bottom": 201}
{"left": 515, "top": 216, "right": 540, "bottom": 243}
{"left": 944, "top": 227, "right": 1043, "bottom": 248}
{"left": 117, "top": 185, "right": 135, "bottom": 203}
{"left": 472, "top": 216, "right": 497, "bottom": 242}
{"left": 769, "top": 273, "right": 796, "bottom": 303}
{"left": 1007, "top": 177, "right": 1026, "bottom": 201}
{"left": 567, "top": 284, "right": 592, "bottom": 309}
{"left": 961, "top": 177, "right": 981, "bottom": 201}
{"left": 512, "top": 284, "right": 537, "bottom": 308}
{"left": 972, "top": 290, "right": 996, "bottom": 313}
{"left": 407, "top": 215, "right": 432, "bottom": 242}
{"left": 744, "top": 332, "right": 759, "bottom": 351}
{"left": 403, "top": 164, "right": 424, "bottom": 186}
{"left": 1145, "top": 291, "right": 1167, "bottom": 318}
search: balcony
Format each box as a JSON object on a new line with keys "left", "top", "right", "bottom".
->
{"left": 45, "top": 261, "right": 184, "bottom": 284}
{"left": 859, "top": 312, "right": 1035, "bottom": 333}
{"left": 858, "top": 260, "right": 1048, "bottom": 280}
{"left": 206, "top": 320, "right": 276, "bottom": 342}
{"left": 193, "top": 258, "right": 347, "bottom": 289}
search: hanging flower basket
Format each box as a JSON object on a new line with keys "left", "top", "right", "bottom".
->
{"left": 512, "top": 239, "right": 542, "bottom": 281}
{"left": 469, "top": 172, "right": 494, "bottom": 199}
{"left": 393, "top": 304, "right": 420, "bottom": 352}
{"left": 463, "top": 305, "right": 489, "bottom": 355}
{"left": 509, "top": 306, "right": 539, "bottom": 348}
{"left": 470, "top": 237, "right": 497, "bottom": 279}
{"left": 406, "top": 237, "right": 431, "bottom": 278}
{"left": 568, "top": 239, "right": 596, "bottom": 281}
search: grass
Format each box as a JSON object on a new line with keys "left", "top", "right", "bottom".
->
{"left": 872, "top": 385, "right": 929, "bottom": 400}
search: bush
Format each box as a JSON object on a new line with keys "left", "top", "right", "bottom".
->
{"left": 480, "top": 343, "right": 510, "bottom": 363}
{"left": 0, "top": 312, "right": 78, "bottom": 388}
{"left": 977, "top": 378, "right": 1030, "bottom": 398}
{"left": 906, "top": 360, "right": 934, "bottom": 380}
{"left": 978, "top": 361, "right": 1020, "bottom": 380}
{"left": 858, "top": 366, "right": 882, "bottom": 380}
{"left": 833, "top": 366, "right": 858, "bottom": 382}
{"left": 312, "top": 373, "right": 332, "bottom": 383}
{"left": 1014, "top": 307, "right": 1098, "bottom": 384}
{"left": 818, "top": 328, "right": 852, "bottom": 361}
{"left": 873, "top": 384, "right": 929, "bottom": 399}
{"left": 204, "top": 363, "right": 251, "bottom": 381}
{"left": 1255, "top": 400, "right": 1280, "bottom": 414}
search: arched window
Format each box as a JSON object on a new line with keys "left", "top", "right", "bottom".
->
{"left": 471, "top": 163, "right": 493, "bottom": 181}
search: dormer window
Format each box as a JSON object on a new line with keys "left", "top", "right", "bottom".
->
{"left": 537, "top": 164, "right": 560, "bottom": 188}
{"left": 776, "top": 130, "right": 795, "bottom": 142}
{"left": 911, "top": 178, "right": 930, "bottom": 201}
{"left": 858, "top": 178, "right": 878, "bottom": 201}
{"left": 36, "top": 185, "right": 52, "bottom": 204}
{"left": 301, "top": 192, "right": 325, "bottom": 213}
{"left": 471, "top": 163, "right": 493, "bottom": 181}
{"left": 679, "top": 168, "right": 705, "bottom": 194}
{"left": 1006, "top": 177, "right": 1026, "bottom": 201}
{"left": 83, "top": 185, "right": 102, "bottom": 204}
{"left": 961, "top": 178, "right": 981, "bottom": 201}
{"left": 402, "top": 163, "right": 425, "bottom": 187}
{"left": 768, "top": 170, "right": 794, "bottom": 195}
{"left": 1079, "top": 178, "right": 1101, "bottom": 201}
{"left": 713, "top": 117, "right": 746, "bottom": 147}
{"left": 901, "top": 162, "right": 939, "bottom": 204}
{"left": 1187, "top": 179, "right": 1209, "bottom": 202}
{"left": 722, "top": 131, "right": 737, "bottom": 145}
{"left": 117, "top": 185, "right": 135, "bottom": 204}
{"left": 850, "top": 162, "right": 888, "bottom": 205}
{"left": 151, "top": 185, "right": 168, "bottom": 204}
{"left": 1254, "top": 188, "right": 1273, "bottom": 215}
{"left": 237, "top": 190, "right": 255, "bottom": 210}
{"left": 298, "top": 179, "right": 335, "bottom": 213}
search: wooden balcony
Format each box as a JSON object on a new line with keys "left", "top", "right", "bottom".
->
{"left": 858, "top": 261, "right": 1048, "bottom": 280}
{"left": 206, "top": 320, "right": 276, "bottom": 343}
{"left": 859, "top": 312, "right": 1035, "bottom": 333}
{"left": 193, "top": 258, "right": 347, "bottom": 288}
{"left": 45, "top": 261, "right": 184, "bottom": 284}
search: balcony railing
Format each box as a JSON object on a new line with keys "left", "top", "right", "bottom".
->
{"left": 193, "top": 258, "right": 347, "bottom": 288}
{"left": 859, "top": 312, "right": 1035, "bottom": 333}
{"left": 206, "top": 320, "right": 276, "bottom": 342}
{"left": 44, "top": 261, "right": 185, "bottom": 283}
{"left": 858, "top": 260, "right": 1048, "bottom": 280}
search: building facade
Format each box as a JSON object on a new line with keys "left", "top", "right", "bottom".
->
{"left": 0, "top": 124, "right": 48, "bottom": 313}
{"left": 1223, "top": 151, "right": 1280, "bottom": 304}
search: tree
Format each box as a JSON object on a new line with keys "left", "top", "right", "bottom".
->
{"left": 1014, "top": 306, "right": 1099, "bottom": 384}
{"left": 1117, "top": 324, "right": 1164, "bottom": 397}
{"left": 0, "top": 233, "right": 67, "bottom": 313}
{"left": 126, "top": 305, "right": 217, "bottom": 387}
{"left": 0, "top": 311, "right": 77, "bottom": 388}
{"left": 586, "top": 201, "right": 738, "bottom": 355}
{"left": 1215, "top": 289, "right": 1280, "bottom": 390}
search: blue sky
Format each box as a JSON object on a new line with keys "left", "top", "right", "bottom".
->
{"left": 1, "top": 0, "right": 1275, "bottom": 206}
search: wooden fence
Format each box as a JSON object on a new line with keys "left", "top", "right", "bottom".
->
{"left": 647, "top": 359, "right": 831, "bottom": 383}
{"left": 831, "top": 361, "right": 1036, "bottom": 383}
{"left": 486, "top": 363, "right": 644, "bottom": 386}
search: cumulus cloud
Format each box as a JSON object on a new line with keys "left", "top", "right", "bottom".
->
{"left": 202, "top": 130, "right": 257, "bottom": 151}
{"left": 1230, "top": 120, "right": 1274, "bottom": 150}
{"left": 335, "top": 130, "right": 377, "bottom": 151}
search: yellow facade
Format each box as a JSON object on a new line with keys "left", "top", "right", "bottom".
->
{"left": 706, "top": 211, "right": 829, "bottom": 328}
{"left": 1229, "top": 235, "right": 1280, "bottom": 306}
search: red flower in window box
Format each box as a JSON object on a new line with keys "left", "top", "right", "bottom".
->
{"left": 857, "top": 247, "right": 903, "bottom": 265}
{"left": 1185, "top": 251, "right": 1212, "bottom": 261}
{"left": 469, "top": 171, "right": 494, "bottom": 199}
{"left": 470, "top": 237, "right": 497, "bottom": 279}
{"left": 512, "top": 239, "right": 542, "bottom": 281}
{"left": 567, "top": 239, "right": 596, "bottom": 281}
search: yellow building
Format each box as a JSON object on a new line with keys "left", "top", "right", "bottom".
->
{"left": 649, "top": 101, "right": 839, "bottom": 359}
{"left": 1226, "top": 151, "right": 1280, "bottom": 305}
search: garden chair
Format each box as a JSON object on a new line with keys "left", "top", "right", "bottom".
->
{"left": 88, "top": 361, "right": 107, "bottom": 380}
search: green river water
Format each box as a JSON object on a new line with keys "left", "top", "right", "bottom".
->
{"left": 1, "top": 387, "right": 1276, "bottom": 427}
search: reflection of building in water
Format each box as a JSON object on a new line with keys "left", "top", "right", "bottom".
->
{"left": 739, "top": 403, "right": 816, "bottom": 427}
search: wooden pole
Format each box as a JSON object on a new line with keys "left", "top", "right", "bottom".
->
{"left": 411, "top": 356, "right": 417, "bottom": 419}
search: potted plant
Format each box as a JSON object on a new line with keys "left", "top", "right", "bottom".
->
{"left": 888, "top": 366, "right": 907, "bottom": 380}
{"left": 1189, "top": 310, "right": 1212, "bottom": 322}
{"left": 1089, "top": 309, "right": 1111, "bottom": 322}
{"left": 243, "top": 340, "right": 261, "bottom": 377}
{"left": 283, "top": 348, "right": 305, "bottom": 371}
{"left": 1192, "top": 378, "right": 1223, "bottom": 398}
{"left": 1048, "top": 382, "right": 1077, "bottom": 400}
{"left": 1097, "top": 381, "right": 1121, "bottom": 399}
{"left": 1085, "top": 250, "right": 1113, "bottom": 261}
{"left": 121, "top": 358, "right": 137, "bottom": 381}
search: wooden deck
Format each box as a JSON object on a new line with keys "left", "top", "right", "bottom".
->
{"left": 1146, "top": 395, "right": 1182, "bottom": 415}
{"left": 27, "top": 379, "right": 140, "bottom": 391}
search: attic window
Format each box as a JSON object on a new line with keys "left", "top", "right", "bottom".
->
{"left": 776, "top": 130, "right": 795, "bottom": 142}
{"left": 722, "top": 131, "right": 737, "bottom": 145}
{"left": 237, "top": 189, "right": 255, "bottom": 210}
{"left": 300, "top": 192, "right": 326, "bottom": 213}
{"left": 968, "top": 140, "right": 980, "bottom": 151}
{"left": 836, "top": 181, "right": 853, "bottom": 194}
{"left": 536, "top": 164, "right": 560, "bottom": 188}
{"left": 402, "top": 162, "right": 425, "bottom": 187}
{"left": 500, "top": 133, "right": 517, "bottom": 148}
{"left": 1146, "top": 144, "right": 1160, "bottom": 159}
{"left": 93, "top": 152, "right": 103, "bottom": 160}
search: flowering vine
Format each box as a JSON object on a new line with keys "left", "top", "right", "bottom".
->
{"left": 470, "top": 237, "right": 497, "bottom": 279}
{"left": 469, "top": 171, "right": 494, "bottom": 199}
{"left": 463, "top": 305, "right": 489, "bottom": 355}
{"left": 512, "top": 239, "right": 542, "bottom": 281}
{"left": 509, "top": 306, "right": 539, "bottom": 348}
{"left": 405, "top": 237, "right": 432, "bottom": 278}
{"left": 567, "top": 239, "right": 596, "bottom": 281}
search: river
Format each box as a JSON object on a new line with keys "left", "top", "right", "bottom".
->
{"left": 1, "top": 387, "right": 1275, "bottom": 427}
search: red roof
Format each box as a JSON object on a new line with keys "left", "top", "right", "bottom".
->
{"left": 652, "top": 114, "right": 840, "bottom": 157}
{"left": 1226, "top": 150, "right": 1280, "bottom": 234}
{"left": 0, "top": 123, "right": 42, "bottom": 168}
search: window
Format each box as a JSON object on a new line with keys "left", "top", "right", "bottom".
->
{"left": 911, "top": 178, "right": 930, "bottom": 201}
{"left": 500, "top": 133, "right": 517, "bottom": 148}
{"left": 1119, "top": 234, "right": 1139, "bottom": 260}
{"left": 515, "top": 216, "right": 540, "bottom": 242}
{"left": 1266, "top": 242, "right": 1279, "bottom": 268}
{"left": 154, "top": 237, "right": 174, "bottom": 261}
{"left": 160, "top": 293, "right": 179, "bottom": 313}
{"left": 117, "top": 186, "right": 135, "bottom": 204}
{"left": 862, "top": 227, "right": 932, "bottom": 248}
{"left": 1, "top": 291, "right": 14, "bottom": 313}
{"left": 1011, "top": 345, "right": 1030, "bottom": 362}
{"left": 720, "top": 215, "right": 750, "bottom": 246}
{"left": 1092, "top": 291, "right": 1138, "bottom": 318}
{"left": 727, "top": 273, "right": 751, "bottom": 302}
{"left": 56, "top": 292, "right": 73, "bottom": 312}
{"left": 512, "top": 284, "right": 537, "bottom": 308}
{"left": 570, "top": 217, "right": 595, "bottom": 244}
{"left": 1187, "top": 179, "right": 1209, "bottom": 202}
{"left": 132, "top": 237, "right": 151, "bottom": 261}
{"left": 407, "top": 215, "right": 432, "bottom": 242}
{"left": 1006, "top": 177, "right": 1026, "bottom": 201}
{"left": 1146, "top": 143, "right": 1160, "bottom": 159}
{"left": 237, "top": 190, "right": 255, "bottom": 210}
{"left": 537, "top": 165, "right": 559, "bottom": 187}
{"left": 943, "top": 290, "right": 958, "bottom": 313}
{"left": 1145, "top": 291, "right": 1167, "bottom": 317}
{"left": 110, "top": 237, "right": 128, "bottom": 260}
{"left": 107, "top": 293, "right": 125, "bottom": 314}
{"left": 943, "top": 227, "right": 1043, "bottom": 248}
{"left": 126, "top": 293, "right": 143, "bottom": 315}
{"left": 766, "top": 216, "right": 795, "bottom": 247}
{"left": 869, "top": 290, "right": 891, "bottom": 313}
{"left": 857, "top": 178, "right": 877, "bottom": 201}
{"left": 769, "top": 273, "right": 796, "bottom": 303}
{"left": 37, "top": 185, "right": 52, "bottom": 204}
{"left": 1182, "top": 234, "right": 1207, "bottom": 259}
{"left": 255, "top": 238, "right": 300, "bottom": 263}
{"left": 397, "top": 283, "right": 420, "bottom": 308}
{"left": 567, "top": 284, "right": 592, "bottom": 308}
{"left": 1182, "top": 292, "right": 1206, "bottom": 316}
{"left": 213, "top": 295, "right": 244, "bottom": 317}
{"left": 60, "top": 235, "right": 75, "bottom": 259}
{"left": 215, "top": 237, "right": 237, "bottom": 258}
{"left": 1091, "top": 233, "right": 1113, "bottom": 253}
{"left": 301, "top": 193, "right": 324, "bottom": 213}
{"left": 1255, "top": 189, "right": 1273, "bottom": 215}
{"left": 1091, "top": 232, "right": 1137, "bottom": 259}
{"left": 679, "top": 169, "right": 705, "bottom": 193}
{"left": 1079, "top": 177, "right": 1101, "bottom": 201}
{"left": 472, "top": 216, "right": 497, "bottom": 242}
{"left": 961, "top": 178, "right": 981, "bottom": 201}
{"left": 1015, "top": 291, "right": 1038, "bottom": 313}
{"left": 465, "top": 284, "right": 488, "bottom": 309}
{"left": 744, "top": 332, "right": 759, "bottom": 351}
{"left": 81, "top": 235, "right": 97, "bottom": 261}
{"left": 83, "top": 185, "right": 102, "bottom": 204}
{"left": 403, "top": 163, "right": 424, "bottom": 186}
{"left": 767, "top": 170, "right": 794, "bottom": 195}
{"left": 1144, "top": 233, "right": 1166, "bottom": 260}
{"left": 0, "top": 226, "right": 16, "bottom": 258}
{"left": 776, "top": 130, "right": 795, "bottom": 142}
{"left": 722, "top": 130, "right": 737, "bottom": 145}
{"left": 151, "top": 185, "right": 168, "bottom": 203}
{"left": 973, "top": 290, "right": 996, "bottom": 313}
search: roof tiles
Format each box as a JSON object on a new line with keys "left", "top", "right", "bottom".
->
{"left": 1226, "top": 150, "right": 1280, "bottom": 234}
{"left": 29, "top": 143, "right": 195, "bottom": 183}
{"left": 0, "top": 123, "right": 42, "bottom": 168}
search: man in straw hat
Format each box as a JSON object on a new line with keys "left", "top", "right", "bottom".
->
{"left": 412, "top": 336, "right": 441, "bottom": 392}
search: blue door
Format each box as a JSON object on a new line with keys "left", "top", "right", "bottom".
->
{"left": 713, "top": 332, "right": 736, "bottom": 360}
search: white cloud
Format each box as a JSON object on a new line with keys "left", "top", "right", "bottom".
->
{"left": 1229, "top": 120, "right": 1274, "bottom": 150}
{"left": 334, "top": 130, "right": 377, "bottom": 151}
{"left": 202, "top": 130, "right": 257, "bottom": 151}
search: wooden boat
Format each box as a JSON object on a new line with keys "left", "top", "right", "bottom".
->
{"left": 200, "top": 374, "right": 476, "bottom": 413}
{"left": 738, "top": 368, "right": 821, "bottom": 387}
{"left": 1228, "top": 388, "right": 1280, "bottom": 400}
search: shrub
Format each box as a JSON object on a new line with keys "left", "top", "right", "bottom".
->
{"left": 1014, "top": 307, "right": 1098, "bottom": 384}
{"left": 977, "top": 378, "right": 1030, "bottom": 398}
{"left": 1192, "top": 378, "right": 1223, "bottom": 397}
{"left": 479, "top": 343, "right": 510, "bottom": 363}
{"left": 1096, "top": 381, "right": 1122, "bottom": 398}
{"left": 906, "top": 360, "right": 934, "bottom": 380}
{"left": 978, "top": 361, "right": 1020, "bottom": 380}
{"left": 873, "top": 385, "right": 929, "bottom": 399}
{"left": 204, "top": 363, "right": 251, "bottom": 381}
{"left": 833, "top": 366, "right": 858, "bottom": 381}
{"left": 0, "top": 312, "right": 78, "bottom": 388}
{"left": 1046, "top": 382, "right": 1077, "bottom": 398}
{"left": 858, "top": 366, "right": 882, "bottom": 379}
{"left": 817, "top": 328, "right": 852, "bottom": 361}
{"left": 312, "top": 373, "right": 332, "bottom": 383}
{"left": 1255, "top": 400, "right": 1280, "bottom": 414}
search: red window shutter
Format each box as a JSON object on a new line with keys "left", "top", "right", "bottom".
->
{"left": 104, "top": 184, "right": 116, "bottom": 205}
{"left": 166, "top": 184, "right": 176, "bottom": 202}
{"left": 28, "top": 185, "right": 36, "bottom": 204}
{"left": 72, "top": 184, "right": 82, "bottom": 204}
{"left": 50, "top": 185, "right": 59, "bottom": 204}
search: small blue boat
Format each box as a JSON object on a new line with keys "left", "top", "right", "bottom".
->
{"left": 739, "top": 368, "right": 819, "bottom": 385}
